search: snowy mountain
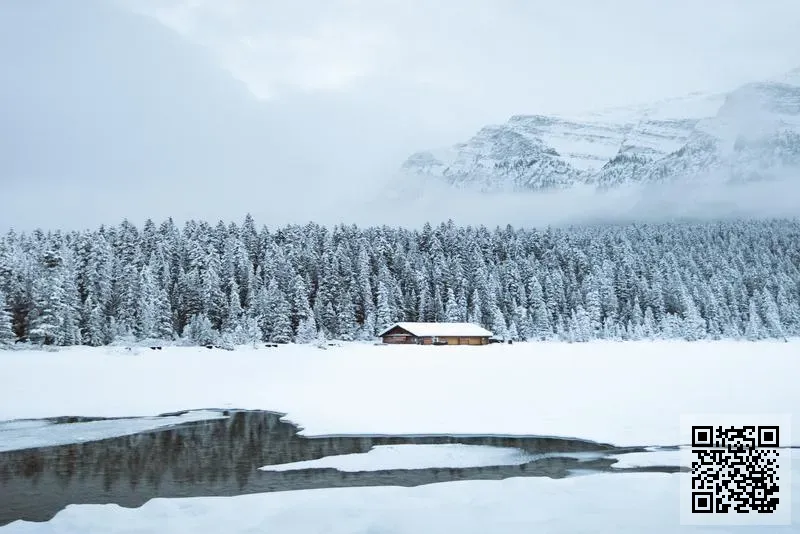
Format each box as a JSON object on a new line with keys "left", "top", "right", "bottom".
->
{"left": 401, "top": 69, "right": 800, "bottom": 192}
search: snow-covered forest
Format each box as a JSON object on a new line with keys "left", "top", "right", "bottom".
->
{"left": 0, "top": 217, "right": 798, "bottom": 347}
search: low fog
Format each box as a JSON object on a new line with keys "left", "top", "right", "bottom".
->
{"left": 1, "top": 0, "right": 800, "bottom": 231}
{"left": 346, "top": 170, "right": 800, "bottom": 230}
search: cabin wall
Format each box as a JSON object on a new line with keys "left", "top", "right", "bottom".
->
{"left": 382, "top": 335, "right": 412, "bottom": 344}
{"left": 380, "top": 330, "right": 490, "bottom": 346}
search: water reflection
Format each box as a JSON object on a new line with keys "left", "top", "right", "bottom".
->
{"left": 0, "top": 410, "right": 676, "bottom": 525}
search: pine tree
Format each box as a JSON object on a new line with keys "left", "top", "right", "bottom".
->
{"left": 59, "top": 270, "right": 83, "bottom": 346}
{"left": 0, "top": 289, "right": 15, "bottom": 344}
{"left": 336, "top": 289, "right": 357, "bottom": 341}
{"left": 489, "top": 304, "right": 507, "bottom": 340}
{"left": 375, "top": 280, "right": 394, "bottom": 332}
{"left": 291, "top": 275, "right": 312, "bottom": 333}
{"left": 239, "top": 316, "right": 262, "bottom": 346}
{"left": 296, "top": 314, "right": 318, "bottom": 344}
{"left": 29, "top": 274, "right": 62, "bottom": 345}
{"left": 444, "top": 288, "right": 461, "bottom": 322}
{"left": 263, "top": 279, "right": 293, "bottom": 343}
{"left": 223, "top": 278, "right": 244, "bottom": 335}
{"left": 680, "top": 289, "right": 706, "bottom": 341}
{"left": 584, "top": 281, "right": 602, "bottom": 335}
{"left": 0, "top": 218, "right": 798, "bottom": 346}
{"left": 359, "top": 310, "right": 377, "bottom": 340}
{"left": 83, "top": 294, "right": 108, "bottom": 346}
{"left": 137, "top": 266, "right": 159, "bottom": 340}
{"left": 468, "top": 289, "right": 482, "bottom": 325}
{"left": 155, "top": 287, "right": 175, "bottom": 340}
{"left": 570, "top": 306, "right": 592, "bottom": 342}
{"left": 185, "top": 314, "right": 216, "bottom": 345}
{"left": 745, "top": 298, "right": 765, "bottom": 341}
{"left": 642, "top": 306, "right": 656, "bottom": 339}
{"left": 315, "top": 327, "right": 328, "bottom": 349}
{"left": 760, "top": 289, "right": 785, "bottom": 340}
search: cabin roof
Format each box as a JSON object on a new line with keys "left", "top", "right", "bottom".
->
{"left": 377, "top": 322, "right": 493, "bottom": 338}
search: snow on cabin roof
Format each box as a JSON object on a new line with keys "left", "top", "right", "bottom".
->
{"left": 378, "top": 322, "right": 493, "bottom": 338}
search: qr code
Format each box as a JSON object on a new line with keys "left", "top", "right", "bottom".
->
{"left": 681, "top": 415, "right": 791, "bottom": 526}
{"left": 691, "top": 426, "right": 780, "bottom": 513}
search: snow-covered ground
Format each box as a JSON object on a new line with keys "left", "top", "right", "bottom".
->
{"left": 0, "top": 340, "right": 797, "bottom": 448}
{"left": 0, "top": 410, "right": 225, "bottom": 453}
{"left": 4, "top": 454, "right": 799, "bottom": 534}
{"left": 260, "top": 444, "right": 539, "bottom": 472}
{"left": 611, "top": 447, "right": 685, "bottom": 468}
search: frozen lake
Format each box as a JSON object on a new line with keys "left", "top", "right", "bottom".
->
{"left": 0, "top": 341, "right": 796, "bottom": 532}
{"left": 0, "top": 409, "right": 677, "bottom": 526}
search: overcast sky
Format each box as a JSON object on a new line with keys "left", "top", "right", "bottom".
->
{"left": 1, "top": 0, "right": 799, "bottom": 230}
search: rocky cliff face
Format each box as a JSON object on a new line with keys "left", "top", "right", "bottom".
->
{"left": 401, "top": 69, "right": 800, "bottom": 192}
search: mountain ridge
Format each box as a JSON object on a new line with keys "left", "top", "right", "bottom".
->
{"left": 400, "top": 69, "right": 800, "bottom": 193}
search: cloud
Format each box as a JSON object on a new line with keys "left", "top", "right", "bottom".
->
{"left": 127, "top": 0, "right": 800, "bottom": 115}
{"left": 345, "top": 170, "right": 800, "bottom": 229}
{"left": 2, "top": 0, "right": 800, "bottom": 231}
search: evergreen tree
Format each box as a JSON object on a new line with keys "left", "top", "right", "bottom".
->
{"left": 185, "top": 314, "right": 216, "bottom": 345}
{"left": 336, "top": 289, "right": 358, "bottom": 341}
{"left": 489, "top": 304, "right": 507, "bottom": 340}
{"left": 83, "top": 294, "right": 108, "bottom": 346}
{"left": 223, "top": 278, "right": 245, "bottom": 335}
{"left": 680, "top": 290, "right": 706, "bottom": 341}
{"left": 468, "top": 289, "right": 482, "bottom": 325}
{"left": 155, "top": 287, "right": 175, "bottom": 340}
{"left": 0, "top": 289, "right": 15, "bottom": 344}
{"left": 375, "top": 280, "right": 394, "bottom": 332}
{"left": 444, "top": 288, "right": 461, "bottom": 322}
{"left": 642, "top": 306, "right": 656, "bottom": 339}
{"left": 760, "top": 289, "right": 785, "bottom": 340}
{"left": 296, "top": 314, "right": 318, "bottom": 344}
{"left": 0, "top": 218, "right": 798, "bottom": 346}
{"left": 264, "top": 279, "right": 293, "bottom": 343}
{"left": 745, "top": 298, "right": 765, "bottom": 341}
{"left": 239, "top": 316, "right": 262, "bottom": 346}
{"left": 137, "top": 266, "right": 159, "bottom": 340}
{"left": 29, "top": 273, "right": 62, "bottom": 345}
{"left": 291, "top": 275, "right": 312, "bottom": 333}
{"left": 315, "top": 327, "right": 328, "bottom": 349}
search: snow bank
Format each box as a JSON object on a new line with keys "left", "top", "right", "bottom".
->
{"left": 260, "top": 444, "right": 535, "bottom": 472}
{"left": 0, "top": 340, "right": 798, "bottom": 447}
{"left": 0, "top": 410, "right": 225, "bottom": 453}
{"left": 4, "top": 465, "right": 798, "bottom": 534}
{"left": 611, "top": 448, "right": 685, "bottom": 469}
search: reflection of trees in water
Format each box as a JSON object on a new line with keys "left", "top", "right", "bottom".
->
{"left": 0, "top": 412, "right": 285, "bottom": 493}
{"left": 0, "top": 410, "right": 637, "bottom": 526}
{"left": 1, "top": 411, "right": 623, "bottom": 493}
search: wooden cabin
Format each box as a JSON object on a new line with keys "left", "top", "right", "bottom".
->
{"left": 378, "top": 322, "right": 493, "bottom": 345}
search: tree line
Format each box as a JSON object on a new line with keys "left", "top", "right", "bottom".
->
{"left": 0, "top": 216, "right": 798, "bottom": 347}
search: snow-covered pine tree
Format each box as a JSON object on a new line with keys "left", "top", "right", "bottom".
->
{"left": 184, "top": 314, "right": 216, "bottom": 346}
{"left": 155, "top": 287, "right": 175, "bottom": 340}
{"left": 467, "top": 289, "right": 482, "bottom": 325}
{"left": 296, "top": 314, "right": 318, "bottom": 344}
{"left": 137, "top": 265, "right": 159, "bottom": 340}
{"left": 335, "top": 289, "right": 358, "bottom": 341}
{"left": 264, "top": 279, "right": 293, "bottom": 343}
{"left": 760, "top": 288, "right": 785, "bottom": 340}
{"left": 239, "top": 316, "right": 262, "bottom": 346}
{"left": 680, "top": 289, "right": 706, "bottom": 341}
{"left": 223, "top": 278, "right": 245, "bottom": 336}
{"left": 375, "top": 280, "right": 394, "bottom": 333}
{"left": 82, "top": 294, "right": 108, "bottom": 346}
{"left": 0, "top": 218, "right": 799, "bottom": 346}
{"left": 444, "top": 287, "right": 461, "bottom": 323}
{"left": 28, "top": 264, "right": 62, "bottom": 345}
{"left": 745, "top": 298, "right": 765, "bottom": 341}
{"left": 0, "top": 289, "right": 15, "bottom": 344}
